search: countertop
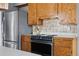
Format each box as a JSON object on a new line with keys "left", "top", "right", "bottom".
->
{"left": 0, "top": 46, "right": 41, "bottom": 56}
{"left": 54, "top": 35, "right": 77, "bottom": 38}
{"left": 52, "top": 33, "right": 77, "bottom": 38}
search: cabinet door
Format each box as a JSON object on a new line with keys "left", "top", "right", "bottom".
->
{"left": 21, "top": 41, "right": 31, "bottom": 52}
{"left": 53, "top": 37, "right": 72, "bottom": 56}
{"left": 54, "top": 46, "right": 72, "bottom": 56}
{"left": 21, "top": 35, "right": 31, "bottom": 52}
{"left": 37, "top": 3, "right": 57, "bottom": 19}
{"left": 0, "top": 3, "right": 8, "bottom": 10}
{"left": 28, "top": 3, "right": 37, "bottom": 25}
{"left": 53, "top": 37, "right": 76, "bottom": 56}
{"left": 58, "top": 3, "right": 76, "bottom": 24}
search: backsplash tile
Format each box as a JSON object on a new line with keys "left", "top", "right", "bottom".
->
{"left": 32, "top": 19, "right": 77, "bottom": 35}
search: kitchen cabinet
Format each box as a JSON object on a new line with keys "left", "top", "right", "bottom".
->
{"left": 28, "top": 3, "right": 37, "bottom": 25}
{"left": 37, "top": 3, "right": 57, "bottom": 19}
{"left": 53, "top": 37, "right": 76, "bottom": 56}
{"left": 28, "top": 3, "right": 57, "bottom": 25}
{"left": 28, "top": 3, "right": 42, "bottom": 25}
{"left": 0, "top": 3, "right": 8, "bottom": 10}
{"left": 28, "top": 3, "right": 76, "bottom": 25}
{"left": 21, "top": 35, "right": 31, "bottom": 52}
{"left": 54, "top": 46, "right": 72, "bottom": 56}
{"left": 58, "top": 3, "right": 76, "bottom": 24}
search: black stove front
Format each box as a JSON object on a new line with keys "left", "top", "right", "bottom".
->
{"left": 31, "top": 42, "right": 51, "bottom": 56}
{"left": 31, "top": 35, "right": 52, "bottom": 56}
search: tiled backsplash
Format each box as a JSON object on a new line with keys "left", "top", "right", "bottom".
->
{"left": 32, "top": 18, "right": 77, "bottom": 35}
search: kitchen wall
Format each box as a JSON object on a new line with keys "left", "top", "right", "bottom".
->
{"left": 33, "top": 19, "right": 77, "bottom": 35}
{"left": 19, "top": 7, "right": 31, "bottom": 36}
{"left": 18, "top": 7, "right": 32, "bottom": 49}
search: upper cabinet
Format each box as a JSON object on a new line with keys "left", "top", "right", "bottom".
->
{"left": 28, "top": 3, "right": 57, "bottom": 25}
{"left": 37, "top": 3, "right": 57, "bottom": 19}
{"left": 58, "top": 3, "right": 76, "bottom": 25}
{"left": 0, "top": 3, "right": 8, "bottom": 10}
{"left": 28, "top": 3, "right": 76, "bottom": 25}
{"left": 28, "top": 4, "right": 37, "bottom": 25}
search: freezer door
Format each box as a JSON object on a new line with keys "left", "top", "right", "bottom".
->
{"left": 4, "top": 41, "right": 17, "bottom": 49}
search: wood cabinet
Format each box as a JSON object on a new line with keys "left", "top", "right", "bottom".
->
{"left": 28, "top": 4, "right": 37, "bottom": 25}
{"left": 0, "top": 3, "right": 8, "bottom": 10}
{"left": 28, "top": 3, "right": 57, "bottom": 25}
{"left": 53, "top": 37, "right": 76, "bottom": 56}
{"left": 54, "top": 46, "right": 72, "bottom": 56}
{"left": 37, "top": 3, "right": 57, "bottom": 19}
{"left": 28, "top": 3, "right": 42, "bottom": 25}
{"left": 28, "top": 3, "right": 76, "bottom": 25}
{"left": 21, "top": 35, "right": 31, "bottom": 52}
{"left": 58, "top": 3, "right": 76, "bottom": 24}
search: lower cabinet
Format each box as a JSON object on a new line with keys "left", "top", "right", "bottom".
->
{"left": 53, "top": 46, "right": 72, "bottom": 56}
{"left": 21, "top": 35, "right": 31, "bottom": 52}
{"left": 53, "top": 37, "right": 77, "bottom": 56}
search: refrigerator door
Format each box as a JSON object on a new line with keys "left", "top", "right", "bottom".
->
{"left": 4, "top": 41, "right": 17, "bottom": 49}
{"left": 4, "top": 11, "right": 18, "bottom": 42}
{"left": 0, "top": 11, "right": 3, "bottom": 46}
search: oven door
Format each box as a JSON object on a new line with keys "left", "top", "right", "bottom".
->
{"left": 31, "top": 42, "right": 51, "bottom": 56}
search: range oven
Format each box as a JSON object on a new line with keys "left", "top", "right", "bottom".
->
{"left": 31, "top": 42, "right": 51, "bottom": 56}
{"left": 31, "top": 35, "right": 52, "bottom": 56}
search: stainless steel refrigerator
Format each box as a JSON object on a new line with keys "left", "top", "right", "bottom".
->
{"left": 0, "top": 11, "right": 4, "bottom": 46}
{"left": 3, "top": 11, "right": 18, "bottom": 49}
